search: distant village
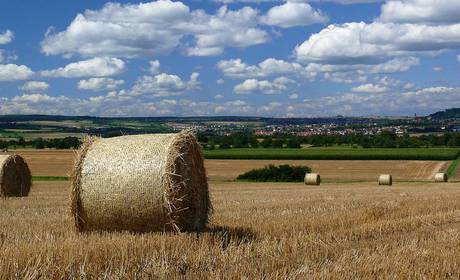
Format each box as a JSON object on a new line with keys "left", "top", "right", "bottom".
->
{"left": 168, "top": 120, "right": 458, "bottom": 137}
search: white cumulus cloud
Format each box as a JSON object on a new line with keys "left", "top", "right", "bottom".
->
{"left": 260, "top": 0, "right": 328, "bottom": 28}
{"left": 215, "top": 0, "right": 382, "bottom": 4}
{"left": 12, "top": 93, "right": 63, "bottom": 104}
{"left": 234, "top": 77, "right": 292, "bottom": 94}
{"left": 185, "top": 6, "right": 268, "bottom": 56}
{"left": 379, "top": 0, "right": 460, "bottom": 24}
{"left": 78, "top": 78, "right": 125, "bottom": 91}
{"left": 20, "top": 81, "right": 49, "bottom": 92}
{"left": 295, "top": 21, "right": 460, "bottom": 64}
{"left": 129, "top": 72, "right": 200, "bottom": 97}
{"left": 218, "top": 58, "right": 312, "bottom": 79}
{"left": 41, "top": 1, "right": 269, "bottom": 58}
{"left": 352, "top": 83, "right": 388, "bottom": 93}
{"left": 0, "top": 30, "right": 14, "bottom": 45}
{"left": 149, "top": 60, "right": 161, "bottom": 74}
{"left": 0, "top": 64, "right": 34, "bottom": 81}
{"left": 288, "top": 93, "right": 299, "bottom": 99}
{"left": 41, "top": 57, "right": 124, "bottom": 78}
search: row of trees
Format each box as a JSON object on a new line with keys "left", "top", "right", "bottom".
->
{"left": 198, "top": 132, "right": 301, "bottom": 149}
{"left": 1, "top": 131, "right": 459, "bottom": 150}
{"left": 304, "top": 131, "right": 460, "bottom": 148}
{"left": 0, "top": 137, "right": 81, "bottom": 150}
{"left": 198, "top": 131, "right": 460, "bottom": 149}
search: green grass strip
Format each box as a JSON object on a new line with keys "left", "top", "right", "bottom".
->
{"left": 32, "top": 176, "right": 69, "bottom": 181}
{"left": 204, "top": 148, "right": 460, "bottom": 161}
{"left": 446, "top": 156, "right": 460, "bottom": 178}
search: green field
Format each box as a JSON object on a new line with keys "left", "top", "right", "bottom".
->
{"left": 203, "top": 148, "right": 460, "bottom": 160}
{"left": 32, "top": 176, "right": 69, "bottom": 181}
{"left": 447, "top": 156, "right": 460, "bottom": 178}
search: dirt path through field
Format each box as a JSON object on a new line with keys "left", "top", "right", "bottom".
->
{"left": 429, "top": 161, "right": 449, "bottom": 178}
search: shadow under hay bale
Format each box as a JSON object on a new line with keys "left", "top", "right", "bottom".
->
{"left": 434, "top": 172, "right": 448, "bottom": 183}
{"left": 71, "top": 131, "right": 211, "bottom": 233}
{"left": 0, "top": 155, "right": 31, "bottom": 197}
{"left": 305, "top": 173, "right": 321, "bottom": 185}
{"left": 378, "top": 174, "right": 392, "bottom": 186}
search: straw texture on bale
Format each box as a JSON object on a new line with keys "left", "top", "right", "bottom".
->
{"left": 305, "top": 173, "right": 321, "bottom": 185}
{"left": 71, "top": 131, "right": 211, "bottom": 233}
{"left": 378, "top": 174, "right": 392, "bottom": 186}
{"left": 0, "top": 154, "right": 32, "bottom": 197}
{"left": 434, "top": 172, "right": 448, "bottom": 183}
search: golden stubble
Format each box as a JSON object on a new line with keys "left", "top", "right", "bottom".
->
{"left": 1, "top": 180, "right": 460, "bottom": 279}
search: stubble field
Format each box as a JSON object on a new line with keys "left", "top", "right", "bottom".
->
{"left": 1, "top": 149, "right": 460, "bottom": 278}
{"left": 206, "top": 159, "right": 449, "bottom": 181}
{"left": 8, "top": 150, "right": 450, "bottom": 181}
{"left": 2, "top": 181, "right": 460, "bottom": 278}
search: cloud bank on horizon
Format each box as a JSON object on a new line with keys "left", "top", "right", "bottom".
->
{"left": 0, "top": 0, "right": 459, "bottom": 117}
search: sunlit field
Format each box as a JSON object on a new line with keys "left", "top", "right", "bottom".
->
{"left": 1, "top": 148, "right": 459, "bottom": 278}
{"left": 1, "top": 180, "right": 460, "bottom": 278}
{"left": 9, "top": 149, "right": 453, "bottom": 181}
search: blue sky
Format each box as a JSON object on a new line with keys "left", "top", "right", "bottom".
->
{"left": 0, "top": 0, "right": 459, "bottom": 117}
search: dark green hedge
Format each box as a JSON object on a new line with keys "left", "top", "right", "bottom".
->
{"left": 237, "top": 164, "right": 311, "bottom": 182}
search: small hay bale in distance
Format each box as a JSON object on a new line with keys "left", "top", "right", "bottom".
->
{"left": 0, "top": 154, "right": 32, "bottom": 197}
{"left": 434, "top": 172, "right": 448, "bottom": 183}
{"left": 378, "top": 174, "right": 392, "bottom": 186}
{"left": 305, "top": 173, "right": 321, "bottom": 185}
{"left": 71, "top": 131, "right": 211, "bottom": 233}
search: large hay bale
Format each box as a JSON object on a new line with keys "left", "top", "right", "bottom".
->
{"left": 305, "top": 173, "right": 321, "bottom": 185}
{"left": 71, "top": 131, "right": 211, "bottom": 233}
{"left": 434, "top": 172, "right": 448, "bottom": 183}
{"left": 0, "top": 154, "right": 32, "bottom": 197}
{"left": 378, "top": 174, "right": 392, "bottom": 186}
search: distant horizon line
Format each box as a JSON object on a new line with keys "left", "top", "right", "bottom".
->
{"left": 0, "top": 113, "right": 431, "bottom": 119}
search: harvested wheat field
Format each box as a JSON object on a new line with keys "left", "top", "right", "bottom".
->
{"left": 4, "top": 150, "right": 74, "bottom": 177}
{"left": 1, "top": 181, "right": 460, "bottom": 278}
{"left": 2, "top": 150, "right": 450, "bottom": 181}
{"left": 205, "top": 159, "right": 449, "bottom": 181}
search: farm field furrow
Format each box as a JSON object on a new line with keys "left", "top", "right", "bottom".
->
{"left": 2, "top": 181, "right": 460, "bottom": 278}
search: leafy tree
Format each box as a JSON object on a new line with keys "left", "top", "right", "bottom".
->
{"left": 250, "top": 138, "right": 259, "bottom": 148}
{"left": 272, "top": 139, "right": 284, "bottom": 148}
{"left": 260, "top": 137, "right": 273, "bottom": 148}
{"left": 219, "top": 143, "right": 231, "bottom": 149}
{"left": 35, "top": 138, "right": 45, "bottom": 149}
{"left": 18, "top": 137, "right": 26, "bottom": 147}
{"left": 286, "top": 138, "right": 301, "bottom": 148}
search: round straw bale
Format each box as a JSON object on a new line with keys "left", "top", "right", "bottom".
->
{"left": 0, "top": 154, "right": 32, "bottom": 197}
{"left": 434, "top": 172, "right": 448, "bottom": 183}
{"left": 71, "top": 131, "right": 211, "bottom": 233}
{"left": 305, "top": 173, "right": 321, "bottom": 185}
{"left": 378, "top": 174, "right": 392, "bottom": 186}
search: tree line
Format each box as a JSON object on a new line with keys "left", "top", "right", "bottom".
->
{"left": 0, "top": 137, "right": 81, "bottom": 150}
{"left": 1, "top": 131, "right": 459, "bottom": 150}
{"left": 199, "top": 131, "right": 460, "bottom": 149}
